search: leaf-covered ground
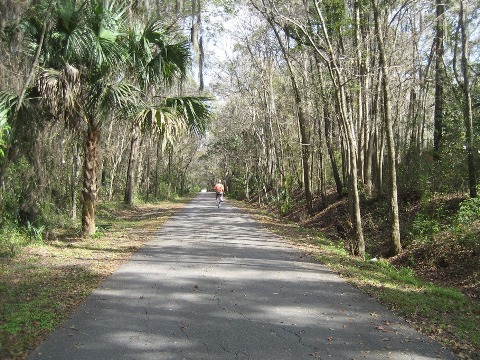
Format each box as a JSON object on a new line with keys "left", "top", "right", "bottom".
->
{"left": 299, "top": 193, "right": 479, "bottom": 300}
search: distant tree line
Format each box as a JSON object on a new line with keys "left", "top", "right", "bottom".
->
{"left": 207, "top": 0, "right": 480, "bottom": 257}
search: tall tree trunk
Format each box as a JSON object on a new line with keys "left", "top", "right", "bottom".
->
{"left": 135, "top": 135, "right": 145, "bottom": 196}
{"left": 154, "top": 141, "right": 162, "bottom": 200}
{"left": 268, "top": 16, "right": 313, "bottom": 214}
{"left": 364, "top": 55, "right": 376, "bottom": 196}
{"left": 354, "top": 0, "right": 365, "bottom": 184}
{"left": 292, "top": 1, "right": 365, "bottom": 255}
{"left": 362, "top": 20, "right": 372, "bottom": 196}
{"left": 330, "top": 82, "right": 364, "bottom": 257}
{"left": 405, "top": 87, "right": 417, "bottom": 164}
{"left": 372, "top": 72, "right": 384, "bottom": 194}
{"left": 107, "top": 133, "right": 128, "bottom": 201}
{"left": 191, "top": 0, "right": 204, "bottom": 91}
{"left": 82, "top": 123, "right": 99, "bottom": 237}
{"left": 266, "top": 58, "right": 286, "bottom": 190}
{"left": 372, "top": 0, "right": 401, "bottom": 255}
{"left": 124, "top": 124, "right": 140, "bottom": 205}
{"left": 244, "top": 161, "right": 250, "bottom": 200}
{"left": 317, "top": 113, "right": 327, "bottom": 203}
{"left": 71, "top": 141, "right": 81, "bottom": 220}
{"left": 458, "top": 0, "right": 476, "bottom": 198}
{"left": 433, "top": 0, "right": 445, "bottom": 160}
{"left": 364, "top": 119, "right": 375, "bottom": 196}
{"left": 324, "top": 107, "right": 343, "bottom": 195}
{"left": 145, "top": 137, "right": 152, "bottom": 202}
{"left": 315, "top": 62, "right": 343, "bottom": 196}
{"left": 167, "top": 144, "right": 173, "bottom": 197}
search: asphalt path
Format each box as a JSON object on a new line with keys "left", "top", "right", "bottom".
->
{"left": 28, "top": 192, "right": 456, "bottom": 360}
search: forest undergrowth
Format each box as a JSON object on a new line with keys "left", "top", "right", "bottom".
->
{"left": 239, "top": 189, "right": 479, "bottom": 359}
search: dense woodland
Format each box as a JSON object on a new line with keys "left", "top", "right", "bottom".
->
{"left": 1, "top": 1, "right": 479, "bottom": 267}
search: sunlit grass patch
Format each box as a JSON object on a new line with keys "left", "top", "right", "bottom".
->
{"left": 0, "top": 199, "right": 189, "bottom": 359}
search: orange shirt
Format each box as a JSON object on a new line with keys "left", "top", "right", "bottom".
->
{"left": 213, "top": 183, "right": 224, "bottom": 193}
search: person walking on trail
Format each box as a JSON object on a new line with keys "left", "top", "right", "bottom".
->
{"left": 213, "top": 180, "right": 224, "bottom": 205}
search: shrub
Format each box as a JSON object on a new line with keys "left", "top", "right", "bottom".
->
{"left": 409, "top": 213, "right": 441, "bottom": 243}
{"left": 457, "top": 196, "right": 480, "bottom": 224}
{"left": 0, "top": 223, "right": 28, "bottom": 257}
{"left": 26, "top": 221, "right": 46, "bottom": 242}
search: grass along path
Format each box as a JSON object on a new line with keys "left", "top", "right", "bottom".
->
{"left": 234, "top": 200, "right": 479, "bottom": 360}
{"left": 0, "top": 198, "right": 191, "bottom": 360}
{"left": 1, "top": 196, "right": 478, "bottom": 359}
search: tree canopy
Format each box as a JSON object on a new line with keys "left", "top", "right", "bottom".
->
{"left": 1, "top": 0, "right": 479, "bottom": 254}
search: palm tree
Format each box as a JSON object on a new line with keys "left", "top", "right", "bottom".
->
{"left": 30, "top": 0, "right": 137, "bottom": 236}
{"left": 7, "top": 0, "right": 211, "bottom": 236}
{"left": 123, "top": 95, "right": 212, "bottom": 204}
{"left": 122, "top": 19, "right": 212, "bottom": 205}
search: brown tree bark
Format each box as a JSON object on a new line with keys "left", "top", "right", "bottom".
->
{"left": 433, "top": 0, "right": 445, "bottom": 160}
{"left": 458, "top": 0, "right": 476, "bottom": 198}
{"left": 81, "top": 124, "right": 99, "bottom": 237}
{"left": 372, "top": 0, "right": 402, "bottom": 255}
{"left": 124, "top": 123, "right": 140, "bottom": 205}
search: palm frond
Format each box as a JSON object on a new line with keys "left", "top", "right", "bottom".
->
{"left": 133, "top": 104, "right": 185, "bottom": 150}
{"left": 163, "top": 96, "right": 213, "bottom": 136}
{"left": 0, "top": 91, "right": 18, "bottom": 116}
{"left": 141, "top": 18, "right": 166, "bottom": 45}
{"left": 64, "top": 26, "right": 97, "bottom": 64}
{"left": 19, "top": 15, "right": 44, "bottom": 59}
{"left": 149, "top": 39, "right": 190, "bottom": 85}
{"left": 37, "top": 64, "right": 81, "bottom": 121}
{"left": 126, "top": 18, "right": 190, "bottom": 87}
{"left": 90, "top": 0, "right": 128, "bottom": 68}
{"left": 48, "top": 0, "right": 93, "bottom": 66}
{"left": 88, "top": 81, "right": 140, "bottom": 121}
{"left": 0, "top": 91, "right": 17, "bottom": 158}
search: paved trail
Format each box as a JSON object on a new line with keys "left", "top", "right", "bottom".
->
{"left": 29, "top": 193, "right": 456, "bottom": 360}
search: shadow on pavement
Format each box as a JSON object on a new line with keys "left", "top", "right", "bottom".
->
{"left": 28, "top": 193, "right": 456, "bottom": 360}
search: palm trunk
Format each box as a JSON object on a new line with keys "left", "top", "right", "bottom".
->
{"left": 81, "top": 123, "right": 99, "bottom": 237}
